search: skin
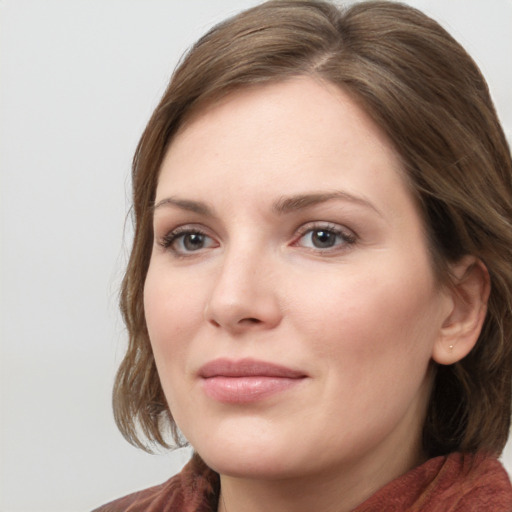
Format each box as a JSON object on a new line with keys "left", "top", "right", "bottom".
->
{"left": 144, "top": 77, "right": 476, "bottom": 512}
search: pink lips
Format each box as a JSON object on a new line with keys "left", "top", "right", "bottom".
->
{"left": 199, "top": 358, "right": 307, "bottom": 404}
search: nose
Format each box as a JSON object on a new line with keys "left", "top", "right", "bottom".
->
{"left": 204, "top": 247, "right": 282, "bottom": 334}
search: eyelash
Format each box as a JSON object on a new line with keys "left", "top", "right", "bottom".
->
{"left": 158, "top": 222, "right": 357, "bottom": 257}
{"left": 159, "top": 226, "right": 214, "bottom": 256}
{"left": 293, "top": 222, "right": 357, "bottom": 252}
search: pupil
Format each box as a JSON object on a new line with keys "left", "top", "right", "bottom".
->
{"left": 184, "top": 233, "right": 204, "bottom": 251}
{"left": 312, "top": 230, "right": 335, "bottom": 248}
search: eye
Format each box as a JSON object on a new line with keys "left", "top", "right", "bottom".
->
{"left": 160, "top": 227, "right": 217, "bottom": 255}
{"left": 295, "top": 223, "right": 356, "bottom": 251}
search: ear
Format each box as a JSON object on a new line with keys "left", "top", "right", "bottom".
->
{"left": 432, "top": 256, "right": 490, "bottom": 366}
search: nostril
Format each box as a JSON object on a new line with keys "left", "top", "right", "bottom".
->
{"left": 240, "top": 317, "right": 261, "bottom": 324}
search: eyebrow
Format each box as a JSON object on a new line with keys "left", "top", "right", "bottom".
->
{"left": 153, "top": 197, "right": 214, "bottom": 216}
{"left": 153, "top": 190, "right": 381, "bottom": 217}
{"left": 272, "top": 191, "right": 382, "bottom": 216}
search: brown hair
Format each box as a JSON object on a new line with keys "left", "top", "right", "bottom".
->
{"left": 113, "top": 0, "right": 512, "bottom": 456}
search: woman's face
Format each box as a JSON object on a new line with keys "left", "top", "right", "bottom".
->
{"left": 144, "top": 77, "right": 452, "bottom": 482}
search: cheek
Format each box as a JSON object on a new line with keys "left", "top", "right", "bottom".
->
{"left": 143, "top": 265, "right": 208, "bottom": 422}
{"left": 289, "top": 259, "right": 442, "bottom": 372}
{"left": 143, "top": 263, "right": 204, "bottom": 375}
{"left": 292, "top": 265, "right": 441, "bottom": 434}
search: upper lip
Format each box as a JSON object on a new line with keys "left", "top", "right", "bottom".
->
{"left": 199, "top": 358, "right": 307, "bottom": 379}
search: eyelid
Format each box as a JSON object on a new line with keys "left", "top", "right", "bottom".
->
{"left": 292, "top": 221, "right": 357, "bottom": 251}
{"left": 294, "top": 221, "right": 354, "bottom": 236}
{"left": 157, "top": 224, "right": 219, "bottom": 256}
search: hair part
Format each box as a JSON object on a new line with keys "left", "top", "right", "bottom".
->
{"left": 113, "top": 0, "right": 512, "bottom": 456}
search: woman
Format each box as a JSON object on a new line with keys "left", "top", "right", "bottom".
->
{"left": 94, "top": 1, "right": 512, "bottom": 510}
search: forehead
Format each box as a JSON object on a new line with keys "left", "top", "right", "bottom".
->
{"left": 156, "top": 77, "right": 411, "bottom": 218}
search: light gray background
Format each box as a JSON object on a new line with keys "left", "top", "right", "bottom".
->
{"left": 1, "top": 1, "right": 511, "bottom": 511}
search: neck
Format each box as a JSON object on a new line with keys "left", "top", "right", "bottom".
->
{"left": 217, "top": 444, "right": 426, "bottom": 512}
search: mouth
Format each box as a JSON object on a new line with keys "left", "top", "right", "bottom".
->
{"left": 198, "top": 358, "right": 308, "bottom": 404}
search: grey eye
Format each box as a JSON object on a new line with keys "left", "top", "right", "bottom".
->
{"left": 295, "top": 223, "right": 356, "bottom": 252}
{"left": 310, "top": 230, "right": 337, "bottom": 248}
{"left": 162, "top": 229, "right": 217, "bottom": 254}
{"left": 182, "top": 233, "right": 208, "bottom": 251}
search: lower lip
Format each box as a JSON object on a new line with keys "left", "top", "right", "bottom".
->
{"left": 201, "top": 376, "right": 304, "bottom": 403}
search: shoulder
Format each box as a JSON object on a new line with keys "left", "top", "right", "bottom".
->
{"left": 92, "top": 453, "right": 220, "bottom": 512}
{"left": 353, "top": 452, "right": 512, "bottom": 511}
{"left": 408, "top": 452, "right": 512, "bottom": 511}
{"left": 91, "top": 475, "right": 182, "bottom": 512}
{"left": 448, "top": 452, "right": 512, "bottom": 511}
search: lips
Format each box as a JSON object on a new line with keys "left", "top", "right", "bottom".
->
{"left": 198, "top": 358, "right": 307, "bottom": 403}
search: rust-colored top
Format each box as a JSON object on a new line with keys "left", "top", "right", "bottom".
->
{"left": 93, "top": 452, "right": 512, "bottom": 511}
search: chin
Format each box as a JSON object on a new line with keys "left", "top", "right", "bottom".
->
{"left": 201, "top": 449, "right": 301, "bottom": 480}
{"left": 188, "top": 426, "right": 305, "bottom": 479}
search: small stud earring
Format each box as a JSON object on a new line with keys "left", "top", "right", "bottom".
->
{"left": 449, "top": 344, "right": 454, "bottom": 350}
